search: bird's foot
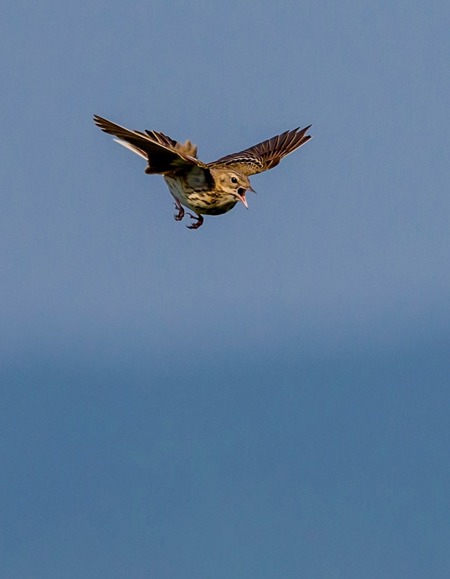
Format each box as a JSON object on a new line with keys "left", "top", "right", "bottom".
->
{"left": 173, "top": 202, "right": 185, "bottom": 221}
{"left": 186, "top": 213, "right": 204, "bottom": 229}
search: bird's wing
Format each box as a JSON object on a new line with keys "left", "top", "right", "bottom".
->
{"left": 93, "top": 115, "right": 205, "bottom": 175}
{"left": 210, "top": 125, "right": 312, "bottom": 176}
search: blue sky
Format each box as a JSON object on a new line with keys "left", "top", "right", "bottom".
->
{"left": 1, "top": 1, "right": 449, "bottom": 577}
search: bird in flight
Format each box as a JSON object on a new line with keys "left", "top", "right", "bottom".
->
{"left": 93, "top": 115, "right": 312, "bottom": 229}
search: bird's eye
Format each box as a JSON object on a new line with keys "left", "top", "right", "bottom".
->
{"left": 231, "top": 176, "right": 238, "bottom": 184}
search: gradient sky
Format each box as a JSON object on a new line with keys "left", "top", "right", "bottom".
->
{"left": 1, "top": 1, "right": 450, "bottom": 577}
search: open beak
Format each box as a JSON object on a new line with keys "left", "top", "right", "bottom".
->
{"left": 237, "top": 188, "right": 249, "bottom": 208}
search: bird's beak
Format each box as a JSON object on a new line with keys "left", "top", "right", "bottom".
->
{"left": 248, "top": 184, "right": 257, "bottom": 194}
{"left": 237, "top": 188, "right": 249, "bottom": 208}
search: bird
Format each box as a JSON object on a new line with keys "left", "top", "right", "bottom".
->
{"left": 93, "top": 114, "right": 312, "bottom": 229}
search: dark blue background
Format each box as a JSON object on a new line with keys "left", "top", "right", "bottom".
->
{"left": 1, "top": 1, "right": 449, "bottom": 577}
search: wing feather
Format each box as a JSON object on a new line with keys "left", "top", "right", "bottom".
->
{"left": 210, "top": 125, "right": 312, "bottom": 176}
{"left": 93, "top": 115, "right": 204, "bottom": 175}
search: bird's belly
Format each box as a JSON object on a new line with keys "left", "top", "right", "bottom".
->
{"left": 164, "top": 176, "right": 190, "bottom": 205}
{"left": 203, "top": 203, "right": 237, "bottom": 215}
{"left": 164, "top": 177, "right": 236, "bottom": 215}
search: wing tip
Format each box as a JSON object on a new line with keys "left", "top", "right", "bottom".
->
{"left": 93, "top": 114, "right": 113, "bottom": 132}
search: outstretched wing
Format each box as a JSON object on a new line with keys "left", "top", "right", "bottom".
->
{"left": 210, "top": 125, "right": 312, "bottom": 176}
{"left": 93, "top": 115, "right": 204, "bottom": 175}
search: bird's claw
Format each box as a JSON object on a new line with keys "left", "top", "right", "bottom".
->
{"left": 173, "top": 203, "right": 185, "bottom": 221}
{"left": 186, "top": 213, "right": 204, "bottom": 229}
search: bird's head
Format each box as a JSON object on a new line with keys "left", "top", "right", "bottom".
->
{"left": 215, "top": 170, "right": 255, "bottom": 208}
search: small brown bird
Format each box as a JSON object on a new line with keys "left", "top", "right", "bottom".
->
{"left": 93, "top": 115, "right": 311, "bottom": 229}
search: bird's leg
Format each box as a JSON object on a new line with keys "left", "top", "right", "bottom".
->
{"left": 173, "top": 199, "right": 185, "bottom": 221}
{"left": 186, "top": 213, "right": 204, "bottom": 229}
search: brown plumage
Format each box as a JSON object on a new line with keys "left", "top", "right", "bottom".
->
{"left": 93, "top": 115, "right": 312, "bottom": 229}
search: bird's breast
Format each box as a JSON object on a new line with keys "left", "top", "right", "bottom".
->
{"left": 164, "top": 176, "right": 236, "bottom": 215}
